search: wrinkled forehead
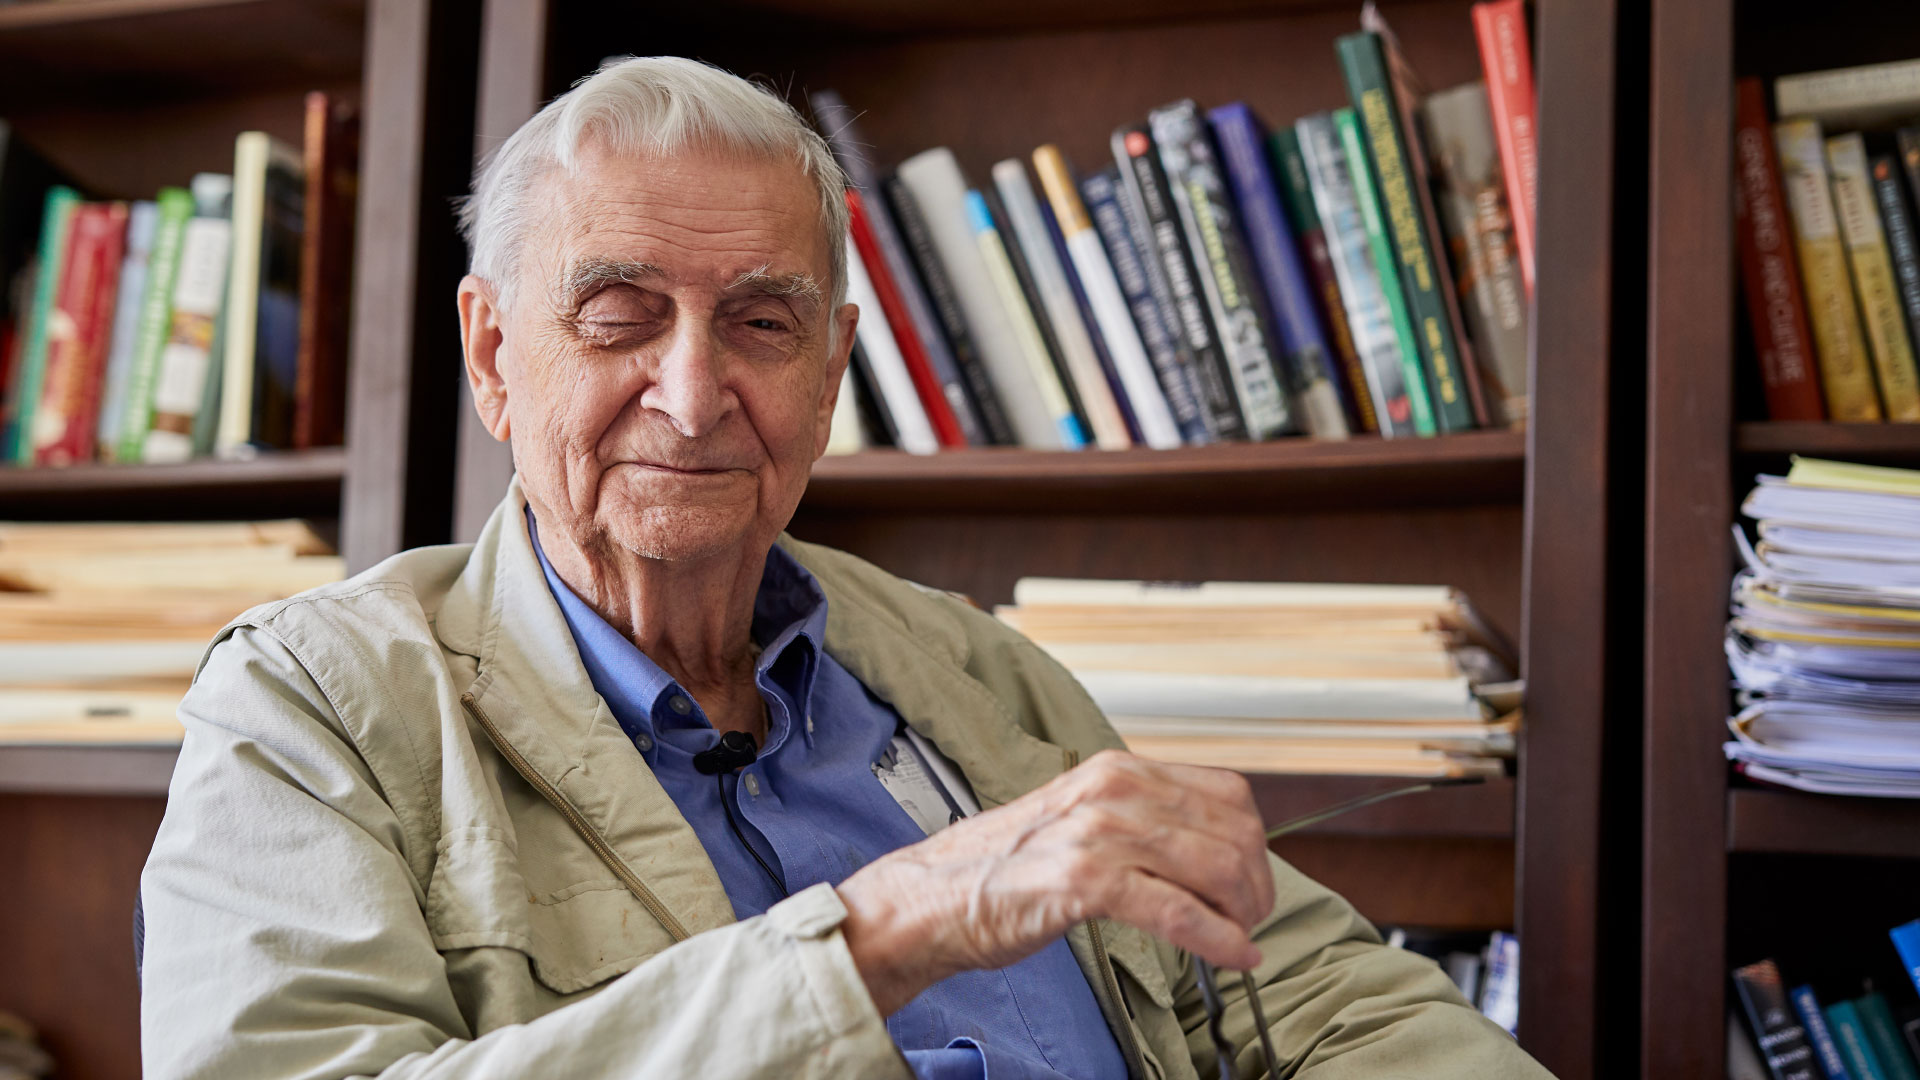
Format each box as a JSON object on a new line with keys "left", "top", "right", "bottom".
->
{"left": 524, "top": 141, "right": 832, "bottom": 303}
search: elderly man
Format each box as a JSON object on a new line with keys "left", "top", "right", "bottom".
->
{"left": 140, "top": 58, "right": 1552, "bottom": 1079}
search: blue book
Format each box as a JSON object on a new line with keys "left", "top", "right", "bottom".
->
{"left": 1793, "top": 985, "right": 1855, "bottom": 1080}
{"left": 1208, "top": 101, "right": 1352, "bottom": 438}
{"left": 1892, "top": 920, "right": 1920, "bottom": 999}
{"left": 1856, "top": 994, "right": 1920, "bottom": 1080}
{"left": 1830, "top": 1001, "right": 1892, "bottom": 1080}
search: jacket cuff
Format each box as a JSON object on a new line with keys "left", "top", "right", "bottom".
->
{"left": 767, "top": 882, "right": 911, "bottom": 1077}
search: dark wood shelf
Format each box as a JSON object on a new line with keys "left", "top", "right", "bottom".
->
{"left": 0, "top": 0, "right": 365, "bottom": 103}
{"left": 0, "top": 744, "right": 178, "bottom": 797}
{"left": 1734, "top": 421, "right": 1920, "bottom": 461}
{"left": 801, "top": 430, "right": 1526, "bottom": 513}
{"left": 1726, "top": 786, "right": 1920, "bottom": 859}
{"left": 0, "top": 448, "right": 345, "bottom": 520}
{"left": 1247, "top": 772, "right": 1513, "bottom": 840}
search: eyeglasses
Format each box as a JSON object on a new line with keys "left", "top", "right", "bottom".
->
{"left": 1192, "top": 776, "right": 1487, "bottom": 1080}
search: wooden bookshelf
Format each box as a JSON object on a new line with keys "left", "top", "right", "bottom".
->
{"left": 1726, "top": 787, "right": 1920, "bottom": 859}
{"left": 0, "top": 449, "right": 346, "bottom": 518}
{"left": 1736, "top": 420, "right": 1920, "bottom": 458}
{"left": 0, "top": 745, "right": 179, "bottom": 797}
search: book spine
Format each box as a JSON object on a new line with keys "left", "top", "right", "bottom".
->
{"left": 1829, "top": 133, "right": 1920, "bottom": 419}
{"left": 1149, "top": 99, "right": 1295, "bottom": 439}
{"left": 965, "top": 189, "right": 1086, "bottom": 448}
{"left": 844, "top": 231, "right": 939, "bottom": 454}
{"left": 1872, "top": 150, "right": 1920, "bottom": 414}
{"left": 1339, "top": 32, "right": 1477, "bottom": 432}
{"left": 982, "top": 182, "right": 1095, "bottom": 443}
{"left": 1775, "top": 119, "right": 1882, "bottom": 421}
{"left": 1271, "top": 126, "right": 1377, "bottom": 433}
{"left": 847, "top": 187, "right": 967, "bottom": 447}
{"left": 1731, "top": 960, "right": 1822, "bottom": 1080}
{"left": 1031, "top": 147, "right": 1184, "bottom": 449}
{"left": 1777, "top": 59, "right": 1920, "bottom": 129}
{"left": 145, "top": 186, "right": 234, "bottom": 464}
{"left": 1905, "top": 1020, "right": 1920, "bottom": 1078}
{"left": 1422, "top": 81, "right": 1531, "bottom": 428}
{"left": 95, "top": 200, "right": 158, "bottom": 460}
{"left": 1209, "top": 102, "right": 1349, "bottom": 438}
{"left": 1893, "top": 919, "right": 1920, "bottom": 999}
{"left": 247, "top": 139, "right": 306, "bottom": 451}
{"left": 1855, "top": 995, "right": 1920, "bottom": 1080}
{"left": 1829, "top": 1002, "right": 1892, "bottom": 1080}
{"left": 294, "top": 91, "right": 358, "bottom": 450}
{"left": 117, "top": 188, "right": 193, "bottom": 462}
{"left": 1734, "top": 78, "right": 1826, "bottom": 421}
{"left": 33, "top": 201, "right": 129, "bottom": 466}
{"left": 1333, "top": 107, "right": 1436, "bottom": 436}
{"left": 1472, "top": 0, "right": 1538, "bottom": 297}
{"left": 1040, "top": 183, "right": 1143, "bottom": 443}
{"left": 218, "top": 132, "right": 270, "bottom": 454}
{"left": 1791, "top": 985, "right": 1856, "bottom": 1080}
{"left": 883, "top": 171, "right": 1022, "bottom": 446}
{"left": 6, "top": 185, "right": 79, "bottom": 464}
{"left": 825, "top": 365, "right": 866, "bottom": 455}
{"left": 1111, "top": 123, "right": 1231, "bottom": 439}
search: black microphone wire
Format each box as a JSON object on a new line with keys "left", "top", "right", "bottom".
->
{"left": 716, "top": 771, "right": 788, "bottom": 900}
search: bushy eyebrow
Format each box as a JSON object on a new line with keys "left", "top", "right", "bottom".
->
{"left": 556, "top": 258, "right": 665, "bottom": 305}
{"left": 725, "top": 263, "right": 822, "bottom": 304}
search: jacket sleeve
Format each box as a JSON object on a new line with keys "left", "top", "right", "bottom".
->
{"left": 140, "top": 626, "right": 909, "bottom": 1080}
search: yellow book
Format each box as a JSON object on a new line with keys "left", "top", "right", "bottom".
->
{"left": 1776, "top": 120, "right": 1883, "bottom": 420}
{"left": 1787, "top": 455, "right": 1920, "bottom": 495}
{"left": 1828, "top": 133, "right": 1920, "bottom": 418}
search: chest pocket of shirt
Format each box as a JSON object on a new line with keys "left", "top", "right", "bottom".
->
{"left": 426, "top": 825, "right": 677, "bottom": 995}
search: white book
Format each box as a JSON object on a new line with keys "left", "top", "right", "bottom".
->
{"left": 824, "top": 366, "right": 865, "bottom": 456}
{"left": 1776, "top": 57, "right": 1920, "bottom": 130}
{"left": 143, "top": 175, "right": 233, "bottom": 464}
{"left": 0, "top": 641, "right": 206, "bottom": 684}
{"left": 844, "top": 236, "right": 938, "bottom": 455}
{"left": 1011, "top": 576, "right": 1454, "bottom": 609}
{"left": 1075, "top": 669, "right": 1486, "bottom": 722}
{"left": 990, "top": 159, "right": 1131, "bottom": 449}
{"left": 966, "top": 191, "right": 1084, "bottom": 447}
{"left": 95, "top": 200, "right": 159, "bottom": 459}
{"left": 895, "top": 148, "right": 1066, "bottom": 449}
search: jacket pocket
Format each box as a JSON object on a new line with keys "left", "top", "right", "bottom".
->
{"left": 426, "top": 826, "right": 677, "bottom": 995}
{"left": 1097, "top": 920, "right": 1177, "bottom": 1010}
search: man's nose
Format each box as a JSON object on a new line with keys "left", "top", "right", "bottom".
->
{"left": 644, "top": 316, "right": 733, "bottom": 438}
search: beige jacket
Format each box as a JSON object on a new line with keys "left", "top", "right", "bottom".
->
{"left": 140, "top": 481, "right": 1552, "bottom": 1079}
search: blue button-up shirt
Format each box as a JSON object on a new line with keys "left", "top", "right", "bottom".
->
{"left": 528, "top": 514, "right": 1127, "bottom": 1080}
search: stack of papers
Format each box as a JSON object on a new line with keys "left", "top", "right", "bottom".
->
{"left": 998, "top": 577, "right": 1519, "bottom": 778}
{"left": 0, "top": 521, "right": 343, "bottom": 746}
{"left": 1726, "top": 457, "right": 1920, "bottom": 797}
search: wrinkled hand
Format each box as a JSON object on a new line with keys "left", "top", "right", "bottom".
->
{"left": 835, "top": 749, "right": 1273, "bottom": 1016}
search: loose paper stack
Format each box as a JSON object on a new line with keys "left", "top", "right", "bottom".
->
{"left": 0, "top": 520, "right": 343, "bottom": 745}
{"left": 1726, "top": 457, "right": 1920, "bottom": 797}
{"left": 998, "top": 577, "right": 1519, "bottom": 777}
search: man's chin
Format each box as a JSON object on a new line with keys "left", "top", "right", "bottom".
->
{"left": 599, "top": 503, "right": 758, "bottom": 564}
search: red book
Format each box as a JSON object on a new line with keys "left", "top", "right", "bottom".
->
{"left": 32, "top": 201, "right": 128, "bottom": 465}
{"left": 1473, "top": 0, "right": 1539, "bottom": 298}
{"left": 845, "top": 187, "right": 965, "bottom": 447}
{"left": 1733, "top": 78, "right": 1825, "bottom": 420}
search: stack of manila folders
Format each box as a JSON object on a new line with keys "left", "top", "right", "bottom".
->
{"left": 998, "top": 577, "right": 1520, "bottom": 778}
{"left": 0, "top": 521, "right": 342, "bottom": 745}
{"left": 1728, "top": 457, "right": 1920, "bottom": 797}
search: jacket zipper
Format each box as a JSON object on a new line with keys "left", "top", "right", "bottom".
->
{"left": 460, "top": 692, "right": 690, "bottom": 942}
{"left": 1065, "top": 747, "right": 1149, "bottom": 1078}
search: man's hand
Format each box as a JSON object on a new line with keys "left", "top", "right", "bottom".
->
{"left": 835, "top": 750, "right": 1273, "bottom": 1016}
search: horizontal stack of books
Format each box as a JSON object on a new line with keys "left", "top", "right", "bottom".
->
{"left": 0, "top": 92, "right": 357, "bottom": 470}
{"left": 817, "top": 0, "right": 1535, "bottom": 456}
{"left": 1729, "top": 923, "right": 1920, "bottom": 1080}
{"left": 0, "top": 519, "right": 342, "bottom": 745}
{"left": 1736, "top": 58, "right": 1920, "bottom": 422}
{"left": 1726, "top": 457, "right": 1920, "bottom": 797}
{"left": 998, "top": 576, "right": 1520, "bottom": 778}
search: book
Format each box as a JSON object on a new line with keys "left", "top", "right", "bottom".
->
{"left": 1331, "top": 108, "right": 1435, "bottom": 436}
{"left": 1209, "top": 102, "right": 1349, "bottom": 439}
{"left": 825, "top": 366, "right": 865, "bottom": 456}
{"left": 1829, "top": 999, "right": 1892, "bottom": 1080}
{"left": 1111, "top": 123, "right": 1234, "bottom": 439}
{"left": 1791, "top": 985, "right": 1856, "bottom": 1080}
{"left": 144, "top": 174, "right": 233, "bottom": 464}
{"left": 1270, "top": 126, "right": 1377, "bottom": 434}
{"left": 95, "top": 200, "right": 158, "bottom": 461}
{"left": 893, "top": 149, "right": 1071, "bottom": 448}
{"left": 1340, "top": 29, "right": 1477, "bottom": 432}
{"left": 1736, "top": 1012, "right": 1783, "bottom": 1080}
{"left": 6, "top": 185, "right": 78, "bottom": 464}
{"left": 847, "top": 186, "right": 967, "bottom": 447}
{"left": 219, "top": 131, "right": 304, "bottom": 454}
{"left": 882, "top": 174, "right": 1016, "bottom": 445}
{"left": 1777, "top": 59, "right": 1920, "bottom": 130}
{"left": 843, "top": 231, "right": 938, "bottom": 454}
{"left": 1730, "top": 959, "right": 1821, "bottom": 1080}
{"left": 1775, "top": 120, "right": 1882, "bottom": 421}
{"left": 1827, "top": 133, "right": 1920, "bottom": 419}
{"left": 0, "top": 122, "right": 72, "bottom": 400}
{"left": 294, "top": 91, "right": 358, "bottom": 450}
{"left": 1894, "top": 919, "right": 1920, "bottom": 998}
{"left": 1039, "top": 182, "right": 1142, "bottom": 442}
{"left": 1472, "top": 0, "right": 1539, "bottom": 297}
{"left": 811, "top": 89, "right": 994, "bottom": 446}
{"left": 968, "top": 189, "right": 1087, "bottom": 448}
{"left": 114, "top": 188, "right": 193, "bottom": 462}
{"left": 1855, "top": 993, "right": 1918, "bottom": 1080}
{"left": 1872, "top": 149, "right": 1920, "bottom": 415}
{"left": 844, "top": 340, "right": 895, "bottom": 448}
{"left": 1148, "top": 99, "right": 1295, "bottom": 439}
{"left": 1422, "top": 81, "right": 1531, "bottom": 427}
{"left": 31, "top": 201, "right": 128, "bottom": 466}
{"left": 1030, "top": 147, "right": 1184, "bottom": 449}
{"left": 983, "top": 182, "right": 1088, "bottom": 438}
{"left": 1734, "top": 78, "right": 1826, "bottom": 421}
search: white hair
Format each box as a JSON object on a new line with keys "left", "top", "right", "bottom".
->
{"left": 457, "top": 56, "right": 849, "bottom": 314}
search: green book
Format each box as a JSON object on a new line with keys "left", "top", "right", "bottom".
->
{"left": 5, "top": 185, "right": 80, "bottom": 464}
{"left": 1831, "top": 1000, "right": 1893, "bottom": 1080}
{"left": 1337, "top": 30, "right": 1476, "bottom": 433}
{"left": 1335, "top": 106, "right": 1436, "bottom": 436}
{"left": 1857, "top": 992, "right": 1920, "bottom": 1080}
{"left": 116, "top": 186, "right": 194, "bottom": 462}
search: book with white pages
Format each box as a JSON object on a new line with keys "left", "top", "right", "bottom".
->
{"left": 1037, "top": 640, "right": 1459, "bottom": 679}
{"left": 844, "top": 234, "right": 938, "bottom": 454}
{"left": 1744, "top": 474, "right": 1920, "bottom": 536}
{"left": 1108, "top": 714, "right": 1515, "bottom": 751}
{"left": 1074, "top": 669, "right": 1486, "bottom": 722}
{"left": 1729, "top": 633, "right": 1920, "bottom": 706}
{"left": 1756, "top": 521, "right": 1920, "bottom": 560}
{"left": 1011, "top": 576, "right": 1457, "bottom": 609}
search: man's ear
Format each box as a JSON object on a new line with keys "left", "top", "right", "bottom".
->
{"left": 814, "top": 300, "right": 859, "bottom": 458}
{"left": 457, "top": 274, "right": 512, "bottom": 442}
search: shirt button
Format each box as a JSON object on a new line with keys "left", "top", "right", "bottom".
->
{"left": 667, "top": 694, "right": 692, "bottom": 716}
{"left": 744, "top": 774, "right": 761, "bottom": 798}
{"left": 805, "top": 712, "right": 815, "bottom": 734}
{"left": 633, "top": 733, "right": 653, "bottom": 752}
